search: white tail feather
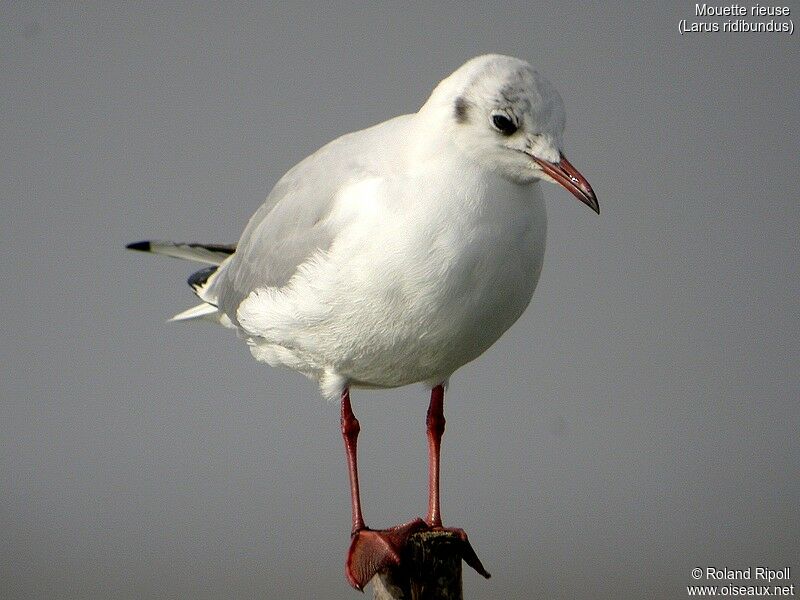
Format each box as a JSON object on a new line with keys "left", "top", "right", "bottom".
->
{"left": 169, "top": 303, "right": 220, "bottom": 322}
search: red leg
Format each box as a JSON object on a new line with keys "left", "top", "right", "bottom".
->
{"left": 340, "top": 388, "right": 365, "bottom": 534}
{"left": 426, "top": 384, "right": 446, "bottom": 528}
{"left": 341, "top": 386, "right": 489, "bottom": 589}
{"left": 342, "top": 388, "right": 426, "bottom": 590}
{"left": 423, "top": 384, "right": 492, "bottom": 580}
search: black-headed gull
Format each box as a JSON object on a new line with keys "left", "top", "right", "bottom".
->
{"left": 128, "top": 54, "right": 598, "bottom": 591}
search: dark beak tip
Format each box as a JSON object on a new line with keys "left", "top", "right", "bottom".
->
{"left": 579, "top": 197, "right": 600, "bottom": 215}
{"left": 534, "top": 153, "right": 599, "bottom": 216}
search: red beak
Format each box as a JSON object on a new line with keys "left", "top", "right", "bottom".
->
{"left": 531, "top": 152, "right": 599, "bottom": 214}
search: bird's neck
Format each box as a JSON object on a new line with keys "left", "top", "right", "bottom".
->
{"left": 405, "top": 108, "right": 472, "bottom": 172}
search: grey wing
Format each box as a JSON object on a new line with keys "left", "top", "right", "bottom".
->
{"left": 208, "top": 118, "right": 405, "bottom": 324}
{"left": 212, "top": 160, "right": 341, "bottom": 324}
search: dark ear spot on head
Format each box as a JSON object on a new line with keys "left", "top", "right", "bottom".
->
{"left": 454, "top": 97, "right": 469, "bottom": 123}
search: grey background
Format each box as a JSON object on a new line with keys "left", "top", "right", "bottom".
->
{"left": 2, "top": 2, "right": 798, "bottom": 599}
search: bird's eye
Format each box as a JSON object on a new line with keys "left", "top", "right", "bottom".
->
{"left": 491, "top": 114, "right": 517, "bottom": 135}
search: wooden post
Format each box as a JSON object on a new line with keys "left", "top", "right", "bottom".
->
{"left": 370, "top": 530, "right": 467, "bottom": 600}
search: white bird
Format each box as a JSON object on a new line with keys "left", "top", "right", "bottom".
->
{"left": 128, "top": 54, "right": 598, "bottom": 591}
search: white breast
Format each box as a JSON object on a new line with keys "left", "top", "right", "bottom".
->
{"left": 237, "top": 166, "right": 547, "bottom": 394}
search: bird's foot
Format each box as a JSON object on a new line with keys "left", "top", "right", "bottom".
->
{"left": 345, "top": 519, "right": 490, "bottom": 591}
{"left": 346, "top": 518, "right": 427, "bottom": 591}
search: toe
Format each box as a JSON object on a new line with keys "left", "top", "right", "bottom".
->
{"left": 346, "top": 530, "right": 401, "bottom": 590}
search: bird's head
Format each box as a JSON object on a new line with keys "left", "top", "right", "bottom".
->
{"left": 423, "top": 54, "right": 598, "bottom": 214}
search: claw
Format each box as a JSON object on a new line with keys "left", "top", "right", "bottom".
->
{"left": 443, "top": 527, "right": 491, "bottom": 579}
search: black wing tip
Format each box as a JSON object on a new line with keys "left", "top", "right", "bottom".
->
{"left": 126, "top": 240, "right": 152, "bottom": 252}
{"left": 187, "top": 265, "right": 218, "bottom": 291}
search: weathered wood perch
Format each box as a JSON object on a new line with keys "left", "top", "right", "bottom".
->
{"left": 370, "top": 530, "right": 488, "bottom": 600}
